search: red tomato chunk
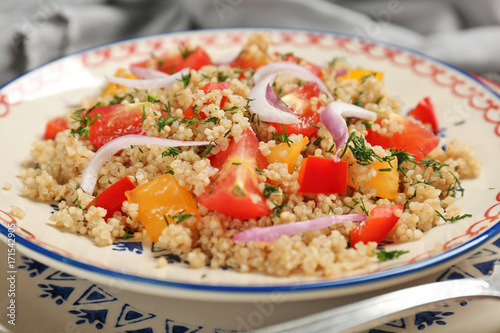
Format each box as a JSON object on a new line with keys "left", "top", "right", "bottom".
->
{"left": 298, "top": 156, "right": 348, "bottom": 194}
{"left": 350, "top": 204, "right": 403, "bottom": 246}
{"left": 269, "top": 81, "right": 323, "bottom": 138}
{"left": 44, "top": 117, "right": 68, "bottom": 140}
{"left": 365, "top": 114, "right": 439, "bottom": 161}
{"left": 198, "top": 128, "right": 270, "bottom": 220}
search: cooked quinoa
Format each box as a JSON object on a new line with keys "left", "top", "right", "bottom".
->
{"left": 19, "top": 34, "right": 481, "bottom": 278}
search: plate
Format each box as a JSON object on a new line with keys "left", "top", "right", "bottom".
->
{"left": 1, "top": 28, "right": 500, "bottom": 302}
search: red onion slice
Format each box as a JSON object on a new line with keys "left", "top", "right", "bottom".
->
{"left": 104, "top": 68, "right": 190, "bottom": 90}
{"left": 253, "top": 61, "right": 333, "bottom": 99}
{"left": 248, "top": 74, "right": 301, "bottom": 124}
{"left": 335, "top": 69, "right": 349, "bottom": 77}
{"left": 80, "top": 134, "right": 212, "bottom": 194}
{"left": 129, "top": 66, "right": 170, "bottom": 79}
{"left": 232, "top": 214, "right": 366, "bottom": 242}
{"left": 320, "top": 101, "right": 377, "bottom": 159}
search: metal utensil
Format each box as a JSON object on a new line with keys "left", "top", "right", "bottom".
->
{"left": 255, "top": 266, "right": 500, "bottom": 333}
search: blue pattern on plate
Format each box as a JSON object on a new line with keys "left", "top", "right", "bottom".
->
{"left": 17, "top": 235, "right": 500, "bottom": 332}
{"left": 116, "top": 304, "right": 156, "bottom": 327}
{"left": 38, "top": 283, "right": 75, "bottom": 305}
{"left": 73, "top": 284, "right": 118, "bottom": 305}
{"left": 113, "top": 241, "right": 144, "bottom": 254}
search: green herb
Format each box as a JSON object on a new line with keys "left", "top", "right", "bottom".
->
{"left": 361, "top": 120, "right": 373, "bottom": 129}
{"left": 232, "top": 162, "right": 242, "bottom": 166}
{"left": 168, "top": 209, "right": 193, "bottom": 224}
{"left": 272, "top": 124, "right": 292, "bottom": 147}
{"left": 313, "top": 137, "right": 323, "bottom": 146}
{"left": 70, "top": 103, "right": 103, "bottom": 138}
{"left": 181, "top": 115, "right": 206, "bottom": 127}
{"left": 340, "top": 132, "right": 384, "bottom": 165}
{"left": 177, "top": 72, "right": 192, "bottom": 88}
{"left": 208, "top": 175, "right": 220, "bottom": 194}
{"left": 353, "top": 99, "right": 364, "bottom": 107}
{"left": 223, "top": 106, "right": 238, "bottom": 112}
{"left": 403, "top": 189, "right": 417, "bottom": 211}
{"left": 179, "top": 45, "right": 194, "bottom": 59}
{"left": 389, "top": 148, "right": 417, "bottom": 177}
{"left": 163, "top": 215, "right": 170, "bottom": 226}
{"left": 255, "top": 168, "right": 265, "bottom": 176}
{"left": 376, "top": 249, "right": 409, "bottom": 262}
{"left": 147, "top": 94, "right": 160, "bottom": 103}
{"left": 271, "top": 195, "right": 287, "bottom": 218}
{"left": 122, "top": 230, "right": 134, "bottom": 240}
{"left": 154, "top": 116, "right": 177, "bottom": 132}
{"left": 141, "top": 105, "right": 146, "bottom": 125}
{"left": 420, "top": 156, "right": 448, "bottom": 178}
{"left": 309, "top": 122, "right": 320, "bottom": 129}
{"left": 435, "top": 210, "right": 472, "bottom": 223}
{"left": 217, "top": 73, "right": 228, "bottom": 82}
{"left": 201, "top": 143, "right": 215, "bottom": 158}
{"left": 360, "top": 72, "right": 377, "bottom": 84}
{"left": 163, "top": 100, "right": 172, "bottom": 117}
{"left": 223, "top": 128, "right": 232, "bottom": 138}
{"left": 375, "top": 96, "right": 383, "bottom": 104}
{"left": 162, "top": 147, "right": 181, "bottom": 157}
{"left": 343, "top": 202, "right": 354, "bottom": 210}
{"left": 263, "top": 183, "right": 280, "bottom": 198}
{"left": 279, "top": 52, "right": 294, "bottom": 60}
{"left": 448, "top": 171, "right": 464, "bottom": 197}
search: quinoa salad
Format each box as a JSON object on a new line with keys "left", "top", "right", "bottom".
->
{"left": 20, "top": 34, "right": 481, "bottom": 278}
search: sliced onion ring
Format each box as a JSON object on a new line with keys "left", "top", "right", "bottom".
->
{"left": 320, "top": 101, "right": 377, "bottom": 160}
{"left": 248, "top": 74, "right": 301, "bottom": 124}
{"left": 129, "top": 66, "right": 170, "bottom": 79}
{"left": 232, "top": 214, "right": 366, "bottom": 242}
{"left": 253, "top": 61, "right": 333, "bottom": 99}
{"left": 81, "top": 135, "right": 212, "bottom": 194}
{"left": 104, "top": 68, "right": 190, "bottom": 90}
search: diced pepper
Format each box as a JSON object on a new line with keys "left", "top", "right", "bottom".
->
{"left": 350, "top": 204, "right": 403, "bottom": 246}
{"left": 100, "top": 68, "right": 136, "bottom": 97}
{"left": 298, "top": 156, "right": 348, "bottom": 194}
{"left": 125, "top": 174, "right": 200, "bottom": 242}
{"left": 267, "top": 136, "right": 309, "bottom": 173}
{"left": 87, "top": 176, "right": 136, "bottom": 219}
{"left": 341, "top": 69, "right": 384, "bottom": 82}
{"left": 347, "top": 160, "right": 399, "bottom": 200}
{"left": 408, "top": 97, "right": 440, "bottom": 134}
{"left": 44, "top": 117, "right": 68, "bottom": 140}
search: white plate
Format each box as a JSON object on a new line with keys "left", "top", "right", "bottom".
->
{"left": 1, "top": 28, "right": 500, "bottom": 302}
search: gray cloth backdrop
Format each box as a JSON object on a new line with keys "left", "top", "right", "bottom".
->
{"left": 1, "top": 0, "right": 499, "bottom": 86}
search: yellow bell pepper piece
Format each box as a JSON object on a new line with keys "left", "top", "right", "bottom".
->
{"left": 125, "top": 174, "right": 199, "bottom": 242}
{"left": 266, "top": 137, "right": 309, "bottom": 173}
{"left": 100, "top": 68, "right": 136, "bottom": 97}
{"left": 341, "top": 69, "right": 384, "bottom": 82}
{"left": 348, "top": 159, "right": 399, "bottom": 199}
